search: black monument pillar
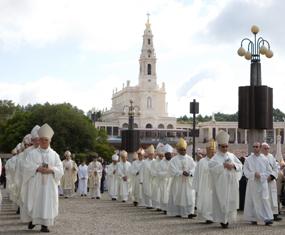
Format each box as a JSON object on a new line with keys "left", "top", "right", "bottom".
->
{"left": 121, "top": 100, "right": 140, "bottom": 161}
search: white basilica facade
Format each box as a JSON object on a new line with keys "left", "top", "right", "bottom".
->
{"left": 94, "top": 18, "right": 285, "bottom": 155}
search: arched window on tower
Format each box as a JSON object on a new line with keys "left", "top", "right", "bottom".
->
{"left": 148, "top": 39, "right": 151, "bottom": 45}
{"left": 147, "top": 64, "right": 151, "bottom": 75}
{"left": 147, "top": 97, "right": 152, "bottom": 109}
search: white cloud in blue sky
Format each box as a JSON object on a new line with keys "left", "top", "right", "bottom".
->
{"left": 0, "top": 0, "right": 285, "bottom": 117}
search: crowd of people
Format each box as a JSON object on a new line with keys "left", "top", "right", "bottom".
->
{"left": 1, "top": 127, "right": 285, "bottom": 233}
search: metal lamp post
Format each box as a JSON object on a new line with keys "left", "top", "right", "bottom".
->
{"left": 190, "top": 99, "right": 199, "bottom": 160}
{"left": 237, "top": 25, "right": 273, "bottom": 153}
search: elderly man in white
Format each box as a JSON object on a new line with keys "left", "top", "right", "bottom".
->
{"left": 167, "top": 138, "right": 196, "bottom": 218}
{"left": 107, "top": 154, "right": 119, "bottom": 200}
{"left": 193, "top": 139, "right": 216, "bottom": 224}
{"left": 209, "top": 130, "right": 242, "bottom": 229}
{"left": 130, "top": 148, "right": 145, "bottom": 206}
{"left": 140, "top": 145, "right": 155, "bottom": 209}
{"left": 61, "top": 150, "right": 78, "bottom": 198}
{"left": 88, "top": 155, "right": 103, "bottom": 199}
{"left": 22, "top": 123, "right": 63, "bottom": 233}
{"left": 244, "top": 142, "right": 274, "bottom": 226}
{"left": 117, "top": 150, "right": 131, "bottom": 202}
{"left": 261, "top": 142, "right": 282, "bottom": 221}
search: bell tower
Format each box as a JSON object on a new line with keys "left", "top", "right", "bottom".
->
{"left": 138, "top": 14, "right": 157, "bottom": 88}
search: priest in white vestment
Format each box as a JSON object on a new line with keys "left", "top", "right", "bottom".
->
{"left": 208, "top": 130, "right": 242, "bottom": 228}
{"left": 20, "top": 125, "right": 41, "bottom": 222}
{"left": 88, "top": 155, "right": 103, "bottom": 199}
{"left": 167, "top": 138, "right": 196, "bottom": 218}
{"left": 193, "top": 139, "right": 216, "bottom": 223}
{"left": 261, "top": 142, "right": 282, "bottom": 221}
{"left": 22, "top": 123, "right": 63, "bottom": 233}
{"left": 117, "top": 150, "right": 131, "bottom": 202}
{"left": 150, "top": 143, "right": 164, "bottom": 210}
{"left": 140, "top": 145, "right": 155, "bottom": 208}
{"left": 5, "top": 146, "right": 19, "bottom": 204}
{"left": 130, "top": 148, "right": 145, "bottom": 206}
{"left": 243, "top": 142, "right": 274, "bottom": 225}
{"left": 107, "top": 154, "right": 119, "bottom": 200}
{"left": 61, "top": 150, "right": 78, "bottom": 198}
{"left": 159, "top": 144, "right": 173, "bottom": 213}
{"left": 77, "top": 161, "right": 88, "bottom": 196}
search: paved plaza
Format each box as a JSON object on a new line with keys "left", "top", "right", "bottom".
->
{"left": 1, "top": 189, "right": 285, "bottom": 235}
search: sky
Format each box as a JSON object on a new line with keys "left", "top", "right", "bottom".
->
{"left": 1, "top": 0, "right": 285, "bottom": 118}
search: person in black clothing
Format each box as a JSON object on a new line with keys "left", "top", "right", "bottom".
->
{"left": 238, "top": 155, "right": 247, "bottom": 211}
{"left": 99, "top": 158, "right": 106, "bottom": 194}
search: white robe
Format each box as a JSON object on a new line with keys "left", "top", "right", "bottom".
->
{"left": 77, "top": 164, "right": 88, "bottom": 195}
{"left": 193, "top": 156, "right": 213, "bottom": 221}
{"left": 117, "top": 161, "right": 131, "bottom": 201}
{"left": 5, "top": 155, "right": 18, "bottom": 203}
{"left": 167, "top": 154, "right": 196, "bottom": 218}
{"left": 140, "top": 159, "right": 154, "bottom": 207}
{"left": 88, "top": 161, "right": 103, "bottom": 198}
{"left": 106, "top": 163, "right": 119, "bottom": 199}
{"left": 208, "top": 151, "right": 242, "bottom": 224}
{"left": 21, "top": 147, "right": 63, "bottom": 226}
{"left": 264, "top": 153, "right": 279, "bottom": 214}
{"left": 243, "top": 153, "right": 273, "bottom": 222}
{"left": 158, "top": 159, "right": 171, "bottom": 211}
{"left": 61, "top": 159, "right": 78, "bottom": 196}
{"left": 130, "top": 160, "right": 144, "bottom": 205}
{"left": 150, "top": 158, "right": 162, "bottom": 209}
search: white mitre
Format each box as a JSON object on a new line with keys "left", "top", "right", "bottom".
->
{"left": 31, "top": 125, "right": 40, "bottom": 139}
{"left": 23, "top": 134, "right": 32, "bottom": 145}
{"left": 120, "top": 150, "right": 128, "bottom": 158}
{"left": 38, "top": 123, "right": 54, "bottom": 140}
{"left": 156, "top": 142, "right": 165, "bottom": 154}
{"left": 112, "top": 154, "right": 119, "bottom": 161}
{"left": 163, "top": 144, "right": 173, "bottom": 153}
{"left": 216, "top": 130, "right": 229, "bottom": 145}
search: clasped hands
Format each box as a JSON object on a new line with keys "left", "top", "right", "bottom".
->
{"left": 223, "top": 162, "right": 235, "bottom": 170}
{"left": 122, "top": 176, "right": 128, "bottom": 181}
{"left": 37, "top": 166, "right": 54, "bottom": 174}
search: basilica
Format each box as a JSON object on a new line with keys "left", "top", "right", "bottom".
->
{"left": 94, "top": 17, "right": 285, "bottom": 155}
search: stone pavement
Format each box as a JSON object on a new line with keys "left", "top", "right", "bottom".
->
{"left": 1, "top": 188, "right": 285, "bottom": 235}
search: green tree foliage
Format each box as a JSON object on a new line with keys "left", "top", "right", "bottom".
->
{"left": 0, "top": 103, "right": 114, "bottom": 161}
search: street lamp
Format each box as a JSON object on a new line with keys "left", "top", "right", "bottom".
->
{"left": 190, "top": 99, "right": 199, "bottom": 160}
{"left": 237, "top": 25, "right": 273, "bottom": 86}
{"left": 237, "top": 25, "right": 273, "bottom": 153}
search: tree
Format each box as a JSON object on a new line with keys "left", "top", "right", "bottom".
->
{"left": 0, "top": 103, "right": 114, "bottom": 161}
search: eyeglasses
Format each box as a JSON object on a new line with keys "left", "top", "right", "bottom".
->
{"left": 253, "top": 146, "right": 259, "bottom": 148}
{"left": 220, "top": 145, "right": 228, "bottom": 148}
{"left": 263, "top": 147, "right": 269, "bottom": 150}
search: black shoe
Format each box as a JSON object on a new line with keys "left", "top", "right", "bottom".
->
{"left": 274, "top": 214, "right": 282, "bottom": 221}
{"left": 81, "top": 194, "right": 83, "bottom": 197}
{"left": 96, "top": 197, "right": 100, "bottom": 199}
{"left": 146, "top": 207, "right": 153, "bottom": 209}
{"left": 163, "top": 210, "right": 167, "bottom": 215}
{"left": 133, "top": 201, "right": 138, "bottom": 206}
{"left": 220, "top": 223, "right": 229, "bottom": 228}
{"left": 84, "top": 194, "right": 87, "bottom": 197}
{"left": 40, "top": 225, "right": 50, "bottom": 233}
{"left": 188, "top": 214, "right": 197, "bottom": 219}
{"left": 91, "top": 197, "right": 95, "bottom": 199}
{"left": 28, "top": 221, "right": 35, "bottom": 230}
{"left": 156, "top": 208, "right": 161, "bottom": 211}
{"left": 205, "top": 220, "right": 214, "bottom": 224}
{"left": 122, "top": 200, "right": 126, "bottom": 203}
{"left": 16, "top": 207, "right": 20, "bottom": 214}
{"left": 64, "top": 196, "right": 68, "bottom": 199}
{"left": 112, "top": 198, "right": 116, "bottom": 201}
{"left": 251, "top": 221, "right": 257, "bottom": 225}
{"left": 265, "top": 220, "right": 273, "bottom": 226}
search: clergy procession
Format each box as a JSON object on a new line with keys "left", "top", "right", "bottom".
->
{"left": 1, "top": 127, "right": 285, "bottom": 234}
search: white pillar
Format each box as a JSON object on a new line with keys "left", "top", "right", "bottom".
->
{"left": 263, "top": 130, "right": 267, "bottom": 142}
{"left": 274, "top": 128, "right": 277, "bottom": 144}
{"left": 245, "top": 130, "right": 247, "bottom": 144}
{"left": 208, "top": 127, "right": 212, "bottom": 140}
{"left": 235, "top": 128, "right": 238, "bottom": 144}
